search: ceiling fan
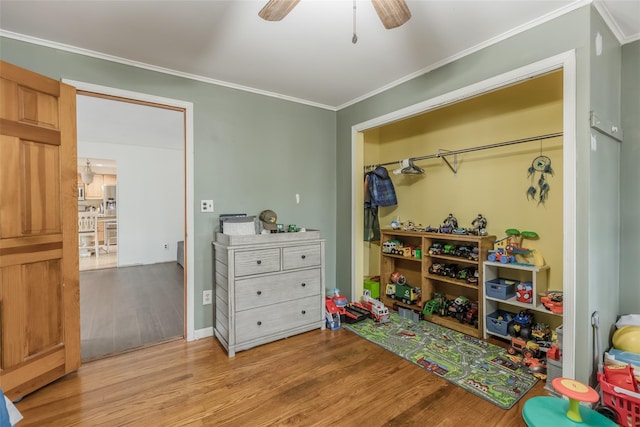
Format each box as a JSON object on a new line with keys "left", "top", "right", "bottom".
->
{"left": 258, "top": 0, "right": 411, "bottom": 29}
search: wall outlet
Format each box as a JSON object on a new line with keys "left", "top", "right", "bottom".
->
{"left": 163, "top": 243, "right": 168, "bottom": 249}
{"left": 203, "top": 290, "right": 213, "bottom": 305}
{"left": 201, "top": 200, "right": 214, "bottom": 212}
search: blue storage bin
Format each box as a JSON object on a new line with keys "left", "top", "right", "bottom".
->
{"left": 486, "top": 310, "right": 515, "bottom": 336}
{"left": 485, "top": 278, "right": 518, "bottom": 300}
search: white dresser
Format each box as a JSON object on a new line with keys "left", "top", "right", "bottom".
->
{"left": 213, "top": 231, "right": 325, "bottom": 357}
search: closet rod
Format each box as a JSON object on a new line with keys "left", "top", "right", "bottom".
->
{"left": 365, "top": 131, "right": 563, "bottom": 169}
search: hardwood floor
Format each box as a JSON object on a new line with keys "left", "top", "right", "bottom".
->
{"left": 15, "top": 328, "right": 548, "bottom": 426}
{"left": 80, "top": 262, "right": 184, "bottom": 361}
{"left": 79, "top": 245, "right": 118, "bottom": 271}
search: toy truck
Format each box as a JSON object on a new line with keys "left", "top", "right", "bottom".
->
{"left": 507, "top": 336, "right": 547, "bottom": 374}
{"left": 325, "top": 297, "right": 341, "bottom": 330}
{"left": 353, "top": 290, "right": 390, "bottom": 323}
{"left": 385, "top": 283, "right": 421, "bottom": 305}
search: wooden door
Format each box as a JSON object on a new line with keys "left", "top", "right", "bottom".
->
{"left": 0, "top": 61, "right": 80, "bottom": 400}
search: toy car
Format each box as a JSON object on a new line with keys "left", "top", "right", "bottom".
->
{"left": 428, "top": 263, "right": 445, "bottom": 275}
{"left": 456, "top": 267, "right": 470, "bottom": 281}
{"left": 382, "top": 239, "right": 401, "bottom": 254}
{"left": 447, "top": 296, "right": 471, "bottom": 322}
{"left": 439, "top": 225, "right": 453, "bottom": 234}
{"left": 386, "top": 283, "right": 421, "bottom": 305}
{"left": 540, "top": 291, "right": 563, "bottom": 314}
{"left": 454, "top": 246, "right": 471, "bottom": 258}
{"left": 507, "top": 337, "right": 547, "bottom": 375}
{"left": 488, "top": 248, "right": 516, "bottom": 264}
{"left": 422, "top": 292, "right": 448, "bottom": 316}
{"left": 508, "top": 310, "right": 534, "bottom": 340}
{"left": 530, "top": 323, "right": 551, "bottom": 342}
{"left": 462, "top": 302, "right": 479, "bottom": 327}
{"left": 443, "top": 264, "right": 459, "bottom": 278}
{"left": 466, "top": 268, "right": 479, "bottom": 284}
{"left": 429, "top": 243, "right": 443, "bottom": 255}
{"left": 443, "top": 244, "right": 457, "bottom": 255}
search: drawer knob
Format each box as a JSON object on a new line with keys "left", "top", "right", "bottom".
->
{"left": 301, "top": 310, "right": 306, "bottom": 315}
{"left": 257, "top": 290, "right": 262, "bottom": 295}
{"left": 256, "top": 260, "right": 262, "bottom": 265}
{"left": 301, "top": 283, "right": 306, "bottom": 287}
{"left": 301, "top": 255, "right": 306, "bottom": 259}
{"left": 257, "top": 321, "right": 262, "bottom": 326}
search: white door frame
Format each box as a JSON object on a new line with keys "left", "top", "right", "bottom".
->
{"left": 64, "top": 79, "right": 196, "bottom": 341}
{"left": 350, "top": 50, "right": 577, "bottom": 378}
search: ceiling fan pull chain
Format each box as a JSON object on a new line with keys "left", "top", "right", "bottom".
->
{"left": 352, "top": 0, "right": 358, "bottom": 44}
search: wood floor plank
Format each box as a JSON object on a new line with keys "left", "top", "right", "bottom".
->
{"left": 80, "top": 262, "right": 184, "bottom": 361}
{"left": 15, "top": 328, "right": 548, "bottom": 426}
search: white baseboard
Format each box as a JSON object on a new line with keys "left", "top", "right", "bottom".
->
{"left": 193, "top": 326, "right": 213, "bottom": 341}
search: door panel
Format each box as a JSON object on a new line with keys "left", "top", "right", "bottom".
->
{"left": 0, "top": 60, "right": 79, "bottom": 400}
{"left": 1, "top": 136, "right": 61, "bottom": 237}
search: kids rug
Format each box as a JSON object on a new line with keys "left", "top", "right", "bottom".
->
{"left": 344, "top": 313, "right": 538, "bottom": 409}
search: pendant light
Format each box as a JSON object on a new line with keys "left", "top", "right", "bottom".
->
{"left": 81, "top": 160, "right": 95, "bottom": 185}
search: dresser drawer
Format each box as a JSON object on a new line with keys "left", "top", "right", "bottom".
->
{"left": 235, "top": 248, "right": 280, "bottom": 277}
{"left": 235, "top": 269, "right": 320, "bottom": 311}
{"left": 236, "top": 296, "right": 321, "bottom": 343}
{"left": 282, "top": 244, "right": 321, "bottom": 270}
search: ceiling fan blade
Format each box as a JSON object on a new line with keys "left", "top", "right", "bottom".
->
{"left": 371, "top": 0, "right": 411, "bottom": 29}
{"left": 258, "top": 0, "right": 301, "bottom": 21}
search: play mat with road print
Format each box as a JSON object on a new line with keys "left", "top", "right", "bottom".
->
{"left": 344, "top": 312, "right": 538, "bottom": 409}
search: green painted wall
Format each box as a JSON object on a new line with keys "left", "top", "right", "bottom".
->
{"left": 620, "top": 40, "right": 640, "bottom": 315}
{"left": 2, "top": 4, "right": 635, "bottom": 386}
{"left": 0, "top": 37, "right": 337, "bottom": 331}
{"left": 588, "top": 10, "right": 622, "bottom": 384}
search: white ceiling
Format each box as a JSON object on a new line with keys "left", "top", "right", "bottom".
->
{"left": 1, "top": 0, "right": 638, "bottom": 110}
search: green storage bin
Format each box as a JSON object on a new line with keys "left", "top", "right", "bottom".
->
{"left": 363, "top": 278, "right": 380, "bottom": 299}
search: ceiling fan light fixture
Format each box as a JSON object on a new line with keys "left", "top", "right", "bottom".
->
{"left": 81, "top": 160, "right": 95, "bottom": 185}
{"left": 258, "top": 0, "right": 301, "bottom": 21}
{"left": 371, "top": 0, "right": 411, "bottom": 29}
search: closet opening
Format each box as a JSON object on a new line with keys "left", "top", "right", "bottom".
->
{"left": 351, "top": 51, "right": 576, "bottom": 378}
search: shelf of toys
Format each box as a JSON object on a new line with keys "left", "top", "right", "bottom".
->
{"left": 481, "top": 228, "right": 563, "bottom": 341}
{"left": 379, "top": 226, "right": 495, "bottom": 339}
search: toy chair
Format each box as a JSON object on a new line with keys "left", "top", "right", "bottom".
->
{"left": 522, "top": 378, "right": 616, "bottom": 426}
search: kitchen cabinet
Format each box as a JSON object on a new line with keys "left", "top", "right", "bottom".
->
{"left": 103, "top": 174, "right": 117, "bottom": 186}
{"left": 379, "top": 229, "right": 495, "bottom": 338}
{"left": 84, "top": 174, "right": 104, "bottom": 199}
{"left": 77, "top": 173, "right": 116, "bottom": 200}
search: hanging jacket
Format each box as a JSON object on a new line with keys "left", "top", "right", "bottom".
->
{"left": 364, "top": 166, "right": 397, "bottom": 241}
{"left": 367, "top": 166, "right": 397, "bottom": 207}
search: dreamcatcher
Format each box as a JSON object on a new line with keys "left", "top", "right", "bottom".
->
{"left": 527, "top": 149, "right": 553, "bottom": 205}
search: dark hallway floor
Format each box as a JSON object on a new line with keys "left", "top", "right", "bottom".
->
{"left": 80, "top": 261, "right": 184, "bottom": 361}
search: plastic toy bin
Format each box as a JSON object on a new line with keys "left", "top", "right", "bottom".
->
{"left": 485, "top": 278, "right": 518, "bottom": 300}
{"left": 486, "top": 310, "right": 515, "bottom": 336}
{"left": 363, "top": 278, "right": 380, "bottom": 299}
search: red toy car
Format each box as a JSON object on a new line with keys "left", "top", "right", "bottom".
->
{"left": 540, "top": 291, "right": 563, "bottom": 314}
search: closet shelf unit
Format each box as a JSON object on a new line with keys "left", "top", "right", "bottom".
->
{"left": 482, "top": 260, "right": 560, "bottom": 340}
{"left": 379, "top": 229, "right": 495, "bottom": 338}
